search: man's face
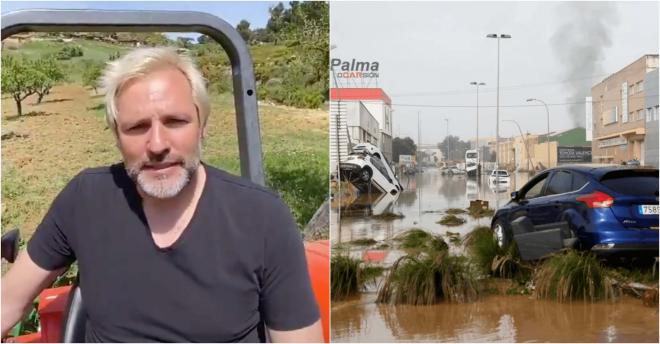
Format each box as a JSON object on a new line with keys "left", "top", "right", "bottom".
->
{"left": 115, "top": 67, "right": 202, "bottom": 199}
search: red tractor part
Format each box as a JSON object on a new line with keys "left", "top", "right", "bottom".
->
{"left": 304, "top": 240, "right": 330, "bottom": 342}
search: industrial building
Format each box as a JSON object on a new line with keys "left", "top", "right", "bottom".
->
{"left": 488, "top": 127, "right": 591, "bottom": 171}
{"left": 644, "top": 69, "right": 659, "bottom": 167}
{"left": 329, "top": 88, "right": 394, "bottom": 175}
{"left": 591, "top": 54, "right": 659, "bottom": 164}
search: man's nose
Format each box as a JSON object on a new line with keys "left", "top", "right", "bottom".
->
{"left": 146, "top": 122, "right": 169, "bottom": 157}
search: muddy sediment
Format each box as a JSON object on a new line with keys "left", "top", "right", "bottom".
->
{"left": 332, "top": 293, "right": 659, "bottom": 342}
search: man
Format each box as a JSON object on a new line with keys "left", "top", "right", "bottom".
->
{"left": 1, "top": 47, "right": 323, "bottom": 342}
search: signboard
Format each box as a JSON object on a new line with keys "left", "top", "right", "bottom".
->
{"left": 399, "top": 154, "right": 414, "bottom": 164}
{"left": 598, "top": 136, "right": 627, "bottom": 148}
{"left": 557, "top": 146, "right": 592, "bottom": 164}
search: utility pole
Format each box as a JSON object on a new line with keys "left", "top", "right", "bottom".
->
{"left": 527, "top": 98, "right": 551, "bottom": 169}
{"left": 444, "top": 118, "right": 449, "bottom": 162}
{"left": 470, "top": 81, "right": 486, "bottom": 175}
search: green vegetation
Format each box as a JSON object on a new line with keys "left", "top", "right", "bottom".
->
{"left": 534, "top": 250, "right": 616, "bottom": 302}
{"left": 56, "top": 45, "right": 83, "bottom": 60}
{"left": 349, "top": 238, "right": 377, "bottom": 246}
{"left": 468, "top": 206, "right": 495, "bottom": 219}
{"left": 446, "top": 208, "right": 467, "bottom": 215}
{"left": 437, "top": 214, "right": 466, "bottom": 226}
{"left": 195, "top": 2, "right": 328, "bottom": 108}
{"left": 377, "top": 251, "right": 478, "bottom": 305}
{"left": 1, "top": 55, "right": 65, "bottom": 116}
{"left": 464, "top": 226, "right": 528, "bottom": 280}
{"left": 372, "top": 211, "right": 405, "bottom": 220}
{"left": 3, "top": 40, "right": 128, "bottom": 83}
{"left": 81, "top": 60, "right": 104, "bottom": 94}
{"left": 331, "top": 254, "right": 382, "bottom": 301}
{"left": 397, "top": 229, "right": 448, "bottom": 253}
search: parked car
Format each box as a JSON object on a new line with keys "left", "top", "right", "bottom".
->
{"left": 339, "top": 143, "right": 402, "bottom": 195}
{"left": 490, "top": 165, "right": 659, "bottom": 260}
{"left": 488, "top": 169, "right": 510, "bottom": 183}
{"left": 449, "top": 167, "right": 466, "bottom": 175}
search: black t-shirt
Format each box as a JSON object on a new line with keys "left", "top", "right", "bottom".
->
{"left": 27, "top": 163, "right": 319, "bottom": 342}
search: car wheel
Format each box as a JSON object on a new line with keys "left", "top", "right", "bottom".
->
{"left": 491, "top": 219, "right": 510, "bottom": 249}
{"left": 359, "top": 168, "right": 372, "bottom": 182}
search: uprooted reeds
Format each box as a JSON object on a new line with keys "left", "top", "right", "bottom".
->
{"left": 376, "top": 250, "right": 479, "bottom": 305}
{"left": 396, "top": 228, "right": 448, "bottom": 253}
{"left": 437, "top": 214, "right": 467, "bottom": 226}
{"left": 463, "top": 226, "right": 529, "bottom": 280}
{"left": 331, "top": 254, "right": 384, "bottom": 301}
{"left": 534, "top": 250, "right": 617, "bottom": 302}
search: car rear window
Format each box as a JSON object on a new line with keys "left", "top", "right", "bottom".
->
{"left": 600, "top": 170, "right": 659, "bottom": 196}
{"left": 545, "top": 171, "right": 573, "bottom": 195}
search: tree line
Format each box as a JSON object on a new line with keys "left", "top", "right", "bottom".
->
{"left": 1, "top": 53, "right": 105, "bottom": 116}
{"left": 194, "top": 1, "right": 329, "bottom": 108}
{"left": 2, "top": 1, "right": 329, "bottom": 115}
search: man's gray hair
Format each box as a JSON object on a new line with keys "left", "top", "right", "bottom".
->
{"left": 101, "top": 46, "right": 210, "bottom": 136}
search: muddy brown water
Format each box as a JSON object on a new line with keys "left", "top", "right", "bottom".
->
{"left": 331, "top": 168, "right": 531, "bottom": 246}
{"left": 332, "top": 293, "right": 659, "bottom": 342}
{"left": 331, "top": 168, "right": 659, "bottom": 342}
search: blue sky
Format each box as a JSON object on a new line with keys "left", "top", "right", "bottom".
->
{"left": 1, "top": 1, "right": 280, "bottom": 40}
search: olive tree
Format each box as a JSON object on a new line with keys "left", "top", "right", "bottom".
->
{"left": 1, "top": 56, "right": 39, "bottom": 116}
{"left": 32, "top": 56, "right": 66, "bottom": 104}
{"left": 81, "top": 60, "right": 104, "bottom": 94}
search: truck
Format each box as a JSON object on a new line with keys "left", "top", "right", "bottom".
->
{"left": 465, "top": 149, "right": 479, "bottom": 177}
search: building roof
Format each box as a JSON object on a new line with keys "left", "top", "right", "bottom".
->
{"left": 330, "top": 88, "right": 392, "bottom": 105}
{"left": 549, "top": 127, "right": 590, "bottom": 146}
{"left": 593, "top": 54, "right": 659, "bottom": 88}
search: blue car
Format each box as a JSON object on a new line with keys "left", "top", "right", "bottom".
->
{"left": 491, "top": 165, "right": 659, "bottom": 260}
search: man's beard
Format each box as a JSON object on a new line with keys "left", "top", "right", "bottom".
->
{"left": 125, "top": 144, "right": 202, "bottom": 199}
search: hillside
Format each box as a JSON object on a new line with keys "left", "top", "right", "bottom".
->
{"left": 1, "top": 40, "right": 328, "bottom": 238}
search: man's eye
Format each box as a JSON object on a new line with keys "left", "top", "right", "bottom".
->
{"left": 128, "top": 123, "right": 148, "bottom": 132}
{"left": 166, "top": 118, "right": 189, "bottom": 126}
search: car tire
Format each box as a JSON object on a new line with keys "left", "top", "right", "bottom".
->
{"left": 491, "top": 219, "right": 511, "bottom": 249}
{"left": 359, "top": 168, "right": 372, "bottom": 183}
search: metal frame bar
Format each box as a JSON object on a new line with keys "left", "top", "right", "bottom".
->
{"left": 2, "top": 9, "right": 265, "bottom": 185}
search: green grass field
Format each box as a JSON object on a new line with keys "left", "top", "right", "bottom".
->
{"left": 2, "top": 38, "right": 328, "bottom": 238}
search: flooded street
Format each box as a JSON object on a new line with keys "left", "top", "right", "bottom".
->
{"left": 330, "top": 167, "right": 659, "bottom": 342}
{"left": 331, "top": 167, "right": 531, "bottom": 246}
{"left": 332, "top": 293, "right": 659, "bottom": 342}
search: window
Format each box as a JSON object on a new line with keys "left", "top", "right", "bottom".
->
{"left": 623, "top": 110, "right": 631, "bottom": 123}
{"left": 545, "top": 171, "right": 573, "bottom": 195}
{"left": 637, "top": 81, "right": 644, "bottom": 93}
{"left": 647, "top": 108, "right": 652, "bottom": 122}
{"left": 655, "top": 106, "right": 659, "bottom": 121}
{"left": 601, "top": 170, "right": 658, "bottom": 196}
{"left": 370, "top": 156, "right": 391, "bottom": 182}
{"left": 523, "top": 173, "right": 549, "bottom": 199}
{"left": 572, "top": 173, "right": 588, "bottom": 191}
{"left": 637, "top": 109, "right": 643, "bottom": 121}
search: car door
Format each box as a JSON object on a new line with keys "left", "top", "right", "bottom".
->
{"left": 509, "top": 172, "right": 551, "bottom": 224}
{"left": 527, "top": 170, "right": 574, "bottom": 229}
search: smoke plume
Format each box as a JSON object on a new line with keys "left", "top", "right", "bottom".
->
{"left": 550, "top": 2, "right": 620, "bottom": 127}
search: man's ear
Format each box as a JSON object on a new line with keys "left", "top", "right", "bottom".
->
{"left": 201, "top": 125, "right": 208, "bottom": 141}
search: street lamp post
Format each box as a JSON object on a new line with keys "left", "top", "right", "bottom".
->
{"left": 502, "top": 119, "right": 533, "bottom": 172}
{"left": 444, "top": 118, "right": 449, "bottom": 162}
{"left": 527, "top": 98, "right": 551, "bottom": 168}
{"left": 487, "top": 34, "right": 511, "bottom": 174}
{"left": 470, "top": 81, "right": 486, "bottom": 175}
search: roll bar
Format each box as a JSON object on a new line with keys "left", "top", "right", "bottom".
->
{"left": 2, "top": 9, "right": 265, "bottom": 185}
